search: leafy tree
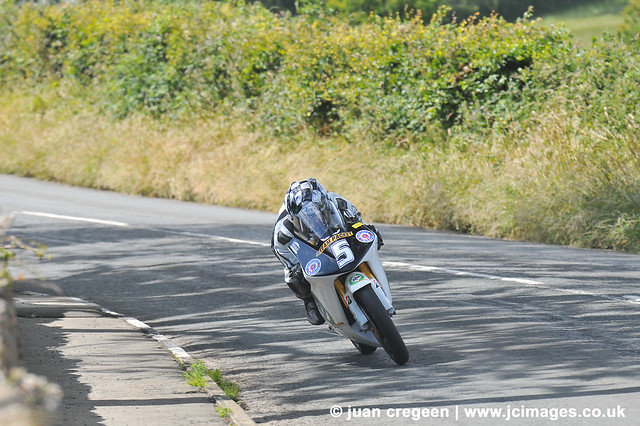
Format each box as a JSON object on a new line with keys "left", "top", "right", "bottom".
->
{"left": 252, "top": 0, "right": 296, "bottom": 13}
{"left": 271, "top": 0, "right": 619, "bottom": 21}
{"left": 620, "top": 0, "right": 640, "bottom": 41}
{"left": 325, "top": 0, "right": 439, "bottom": 19}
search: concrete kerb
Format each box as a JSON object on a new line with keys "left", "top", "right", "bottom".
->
{"left": 11, "top": 288, "right": 255, "bottom": 426}
{"left": 99, "top": 306, "right": 256, "bottom": 426}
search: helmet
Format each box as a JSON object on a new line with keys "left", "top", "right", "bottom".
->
{"left": 285, "top": 178, "right": 326, "bottom": 215}
{"left": 285, "top": 178, "right": 342, "bottom": 241}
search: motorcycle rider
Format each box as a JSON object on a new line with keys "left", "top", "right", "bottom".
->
{"left": 271, "top": 178, "right": 383, "bottom": 325}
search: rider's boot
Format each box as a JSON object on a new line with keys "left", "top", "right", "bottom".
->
{"left": 285, "top": 267, "right": 325, "bottom": 325}
{"left": 303, "top": 297, "right": 325, "bottom": 326}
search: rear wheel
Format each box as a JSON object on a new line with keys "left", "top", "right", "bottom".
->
{"left": 354, "top": 286, "right": 409, "bottom": 365}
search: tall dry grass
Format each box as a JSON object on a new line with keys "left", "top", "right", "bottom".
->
{"left": 3, "top": 82, "right": 639, "bottom": 252}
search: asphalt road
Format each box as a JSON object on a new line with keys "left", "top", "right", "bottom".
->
{"left": 2, "top": 174, "right": 639, "bottom": 425}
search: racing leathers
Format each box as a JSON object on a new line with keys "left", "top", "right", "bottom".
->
{"left": 271, "top": 190, "right": 382, "bottom": 325}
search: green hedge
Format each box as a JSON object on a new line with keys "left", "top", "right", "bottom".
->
{"left": 2, "top": 0, "right": 640, "bottom": 251}
{"left": 0, "top": 0, "right": 571, "bottom": 135}
{"left": 256, "top": 1, "right": 623, "bottom": 22}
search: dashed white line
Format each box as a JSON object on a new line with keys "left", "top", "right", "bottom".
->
{"left": 383, "top": 260, "right": 639, "bottom": 306}
{"left": 382, "top": 261, "right": 545, "bottom": 286}
{"left": 21, "top": 210, "right": 129, "bottom": 227}
{"left": 123, "top": 317, "right": 192, "bottom": 362}
{"left": 19, "top": 210, "right": 637, "bottom": 307}
{"left": 622, "top": 295, "right": 640, "bottom": 304}
{"left": 160, "top": 229, "right": 270, "bottom": 247}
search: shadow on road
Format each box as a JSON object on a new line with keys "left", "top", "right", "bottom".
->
{"left": 10, "top": 222, "right": 640, "bottom": 423}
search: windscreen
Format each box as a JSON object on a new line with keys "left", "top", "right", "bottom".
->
{"left": 297, "top": 199, "right": 346, "bottom": 244}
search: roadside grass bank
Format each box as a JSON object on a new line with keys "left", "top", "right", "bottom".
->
{"left": 1, "top": 0, "right": 640, "bottom": 252}
{"left": 2, "top": 81, "right": 639, "bottom": 252}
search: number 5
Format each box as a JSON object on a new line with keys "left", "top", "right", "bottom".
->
{"left": 330, "top": 240, "right": 354, "bottom": 269}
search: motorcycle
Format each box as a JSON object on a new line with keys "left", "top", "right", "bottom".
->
{"left": 278, "top": 218, "right": 409, "bottom": 366}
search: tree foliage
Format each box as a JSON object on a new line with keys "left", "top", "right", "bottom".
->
{"left": 0, "top": 0, "right": 573, "bottom": 133}
{"left": 256, "top": 0, "right": 613, "bottom": 20}
{"left": 620, "top": 0, "right": 640, "bottom": 41}
{"left": 2, "top": 0, "right": 640, "bottom": 251}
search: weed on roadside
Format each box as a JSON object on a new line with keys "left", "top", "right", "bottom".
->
{"left": 184, "top": 360, "right": 242, "bottom": 403}
{"left": 216, "top": 406, "right": 233, "bottom": 419}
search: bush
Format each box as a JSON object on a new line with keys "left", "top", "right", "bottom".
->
{"left": 0, "top": 1, "right": 572, "bottom": 133}
{"left": 2, "top": 0, "right": 640, "bottom": 251}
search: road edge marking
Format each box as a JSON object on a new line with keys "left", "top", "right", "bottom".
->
{"left": 20, "top": 211, "right": 129, "bottom": 227}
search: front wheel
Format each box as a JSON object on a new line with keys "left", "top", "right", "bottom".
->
{"left": 351, "top": 340, "right": 377, "bottom": 354}
{"left": 354, "top": 286, "right": 409, "bottom": 365}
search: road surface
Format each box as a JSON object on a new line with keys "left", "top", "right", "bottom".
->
{"left": 2, "top": 174, "right": 639, "bottom": 424}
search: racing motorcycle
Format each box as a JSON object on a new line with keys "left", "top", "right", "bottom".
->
{"left": 278, "top": 211, "right": 409, "bottom": 365}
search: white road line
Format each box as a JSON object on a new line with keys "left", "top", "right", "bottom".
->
{"left": 17, "top": 210, "right": 270, "bottom": 246}
{"left": 160, "top": 229, "right": 271, "bottom": 247}
{"left": 20, "top": 210, "right": 637, "bottom": 306}
{"left": 21, "top": 210, "right": 129, "bottom": 227}
{"left": 382, "top": 261, "right": 545, "bottom": 286}
{"left": 107, "top": 309, "right": 254, "bottom": 425}
{"left": 383, "top": 260, "right": 639, "bottom": 306}
{"left": 98, "top": 309, "right": 194, "bottom": 364}
{"left": 123, "top": 317, "right": 192, "bottom": 362}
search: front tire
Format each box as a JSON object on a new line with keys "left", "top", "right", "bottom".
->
{"left": 351, "top": 340, "right": 377, "bottom": 354}
{"left": 354, "top": 286, "right": 409, "bottom": 365}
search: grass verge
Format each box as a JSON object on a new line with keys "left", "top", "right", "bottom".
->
{"left": 2, "top": 1, "right": 640, "bottom": 252}
{"left": 2, "top": 82, "right": 639, "bottom": 252}
{"left": 184, "top": 360, "right": 241, "bottom": 404}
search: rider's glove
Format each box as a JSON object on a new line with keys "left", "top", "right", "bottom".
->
{"left": 285, "top": 265, "right": 303, "bottom": 285}
{"left": 367, "top": 224, "right": 384, "bottom": 250}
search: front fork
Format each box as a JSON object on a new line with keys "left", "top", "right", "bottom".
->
{"left": 334, "top": 264, "right": 395, "bottom": 331}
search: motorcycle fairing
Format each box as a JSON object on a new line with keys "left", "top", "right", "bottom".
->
{"left": 292, "top": 226, "right": 375, "bottom": 277}
{"left": 286, "top": 227, "right": 394, "bottom": 348}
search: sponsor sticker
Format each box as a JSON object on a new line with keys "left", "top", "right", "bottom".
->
{"left": 355, "top": 230, "right": 375, "bottom": 244}
{"left": 305, "top": 258, "right": 322, "bottom": 276}
{"left": 349, "top": 273, "right": 367, "bottom": 286}
{"left": 316, "top": 231, "right": 353, "bottom": 256}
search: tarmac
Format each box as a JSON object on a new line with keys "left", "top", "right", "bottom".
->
{"left": 13, "top": 281, "right": 255, "bottom": 426}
